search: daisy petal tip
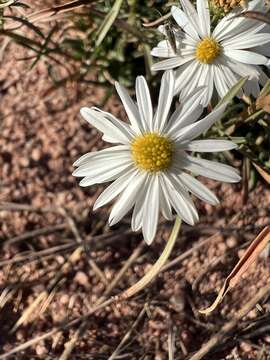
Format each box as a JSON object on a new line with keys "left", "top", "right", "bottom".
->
{"left": 143, "top": 233, "right": 155, "bottom": 246}
{"left": 72, "top": 168, "right": 80, "bottom": 177}
{"left": 171, "top": 5, "right": 178, "bottom": 14}
{"left": 79, "top": 179, "right": 88, "bottom": 187}
{"left": 92, "top": 202, "right": 100, "bottom": 211}
{"left": 80, "top": 107, "right": 90, "bottom": 117}
{"left": 229, "top": 172, "right": 241, "bottom": 183}
{"left": 151, "top": 63, "right": 161, "bottom": 72}
{"left": 211, "top": 197, "right": 220, "bottom": 206}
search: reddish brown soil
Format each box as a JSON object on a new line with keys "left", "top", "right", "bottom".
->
{"left": 1, "top": 8, "right": 270, "bottom": 360}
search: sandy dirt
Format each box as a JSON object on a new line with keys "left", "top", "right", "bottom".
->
{"left": 1, "top": 7, "right": 270, "bottom": 360}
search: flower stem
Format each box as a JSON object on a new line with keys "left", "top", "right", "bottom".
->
{"left": 120, "top": 217, "right": 181, "bottom": 300}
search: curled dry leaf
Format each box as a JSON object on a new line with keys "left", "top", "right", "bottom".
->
{"left": 256, "top": 94, "right": 270, "bottom": 113}
{"left": 199, "top": 226, "right": 270, "bottom": 315}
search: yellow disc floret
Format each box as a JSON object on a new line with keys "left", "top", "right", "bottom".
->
{"left": 196, "top": 37, "right": 221, "bottom": 64}
{"left": 131, "top": 133, "right": 173, "bottom": 172}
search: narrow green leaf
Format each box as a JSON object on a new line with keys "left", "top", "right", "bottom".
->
{"left": 95, "top": 0, "right": 124, "bottom": 48}
{"left": 216, "top": 76, "right": 249, "bottom": 107}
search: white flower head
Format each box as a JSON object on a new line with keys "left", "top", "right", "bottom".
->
{"left": 73, "top": 71, "right": 240, "bottom": 245}
{"left": 151, "top": 0, "right": 270, "bottom": 106}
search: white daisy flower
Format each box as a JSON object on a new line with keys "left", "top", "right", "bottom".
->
{"left": 73, "top": 71, "right": 240, "bottom": 245}
{"left": 151, "top": 0, "right": 270, "bottom": 106}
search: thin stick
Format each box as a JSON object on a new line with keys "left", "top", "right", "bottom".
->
{"left": 3, "top": 224, "right": 67, "bottom": 245}
{"left": 142, "top": 13, "right": 171, "bottom": 27}
{"left": 108, "top": 305, "right": 147, "bottom": 360}
{"left": 189, "top": 281, "right": 270, "bottom": 360}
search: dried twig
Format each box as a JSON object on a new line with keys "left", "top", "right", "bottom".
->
{"left": 108, "top": 304, "right": 147, "bottom": 360}
{"left": 3, "top": 224, "right": 67, "bottom": 245}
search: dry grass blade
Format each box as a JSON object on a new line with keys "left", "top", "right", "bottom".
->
{"left": 252, "top": 163, "right": 270, "bottom": 184}
{"left": 199, "top": 226, "right": 270, "bottom": 314}
{"left": 27, "top": 0, "right": 92, "bottom": 23}
{"left": 0, "top": 287, "right": 16, "bottom": 309}
{"left": 168, "top": 325, "right": 176, "bottom": 360}
{"left": 95, "top": 0, "right": 124, "bottom": 47}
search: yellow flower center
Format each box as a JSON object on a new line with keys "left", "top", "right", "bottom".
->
{"left": 196, "top": 37, "right": 221, "bottom": 64}
{"left": 131, "top": 133, "right": 173, "bottom": 172}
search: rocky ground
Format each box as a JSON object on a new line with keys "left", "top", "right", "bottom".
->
{"left": 1, "top": 3, "right": 270, "bottom": 359}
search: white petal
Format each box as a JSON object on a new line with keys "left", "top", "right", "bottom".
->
{"left": 93, "top": 168, "right": 138, "bottom": 210}
{"left": 176, "top": 154, "right": 241, "bottom": 183}
{"left": 151, "top": 56, "right": 194, "bottom": 71}
{"left": 184, "top": 139, "right": 238, "bottom": 152}
{"left": 151, "top": 46, "right": 177, "bottom": 58}
{"left": 142, "top": 175, "right": 160, "bottom": 245}
{"left": 77, "top": 162, "right": 134, "bottom": 187}
{"left": 165, "top": 87, "right": 206, "bottom": 135}
{"left": 218, "top": 60, "right": 241, "bottom": 95}
{"left": 172, "top": 103, "right": 227, "bottom": 142}
{"left": 171, "top": 5, "right": 200, "bottom": 41}
{"left": 178, "top": 0, "right": 202, "bottom": 37}
{"left": 131, "top": 175, "right": 150, "bottom": 231}
{"left": 154, "top": 70, "right": 175, "bottom": 132}
{"left": 80, "top": 107, "right": 134, "bottom": 144}
{"left": 213, "top": 64, "right": 230, "bottom": 98}
{"left": 243, "top": 77, "right": 260, "bottom": 97}
{"left": 73, "top": 145, "right": 130, "bottom": 167}
{"left": 115, "top": 82, "right": 142, "bottom": 134}
{"left": 196, "top": 0, "right": 210, "bottom": 36}
{"left": 159, "top": 175, "right": 173, "bottom": 220}
{"left": 135, "top": 76, "right": 153, "bottom": 131}
{"left": 73, "top": 153, "right": 132, "bottom": 177}
{"left": 178, "top": 172, "right": 219, "bottom": 205}
{"left": 109, "top": 172, "right": 146, "bottom": 226}
{"left": 180, "top": 63, "right": 211, "bottom": 106}
{"left": 213, "top": 1, "right": 265, "bottom": 42}
{"left": 165, "top": 173, "right": 199, "bottom": 225}
{"left": 174, "top": 60, "right": 199, "bottom": 95}
{"left": 224, "top": 49, "right": 268, "bottom": 65}
{"left": 79, "top": 163, "right": 134, "bottom": 187}
{"left": 222, "top": 56, "right": 260, "bottom": 79}
{"left": 223, "top": 33, "right": 270, "bottom": 50}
